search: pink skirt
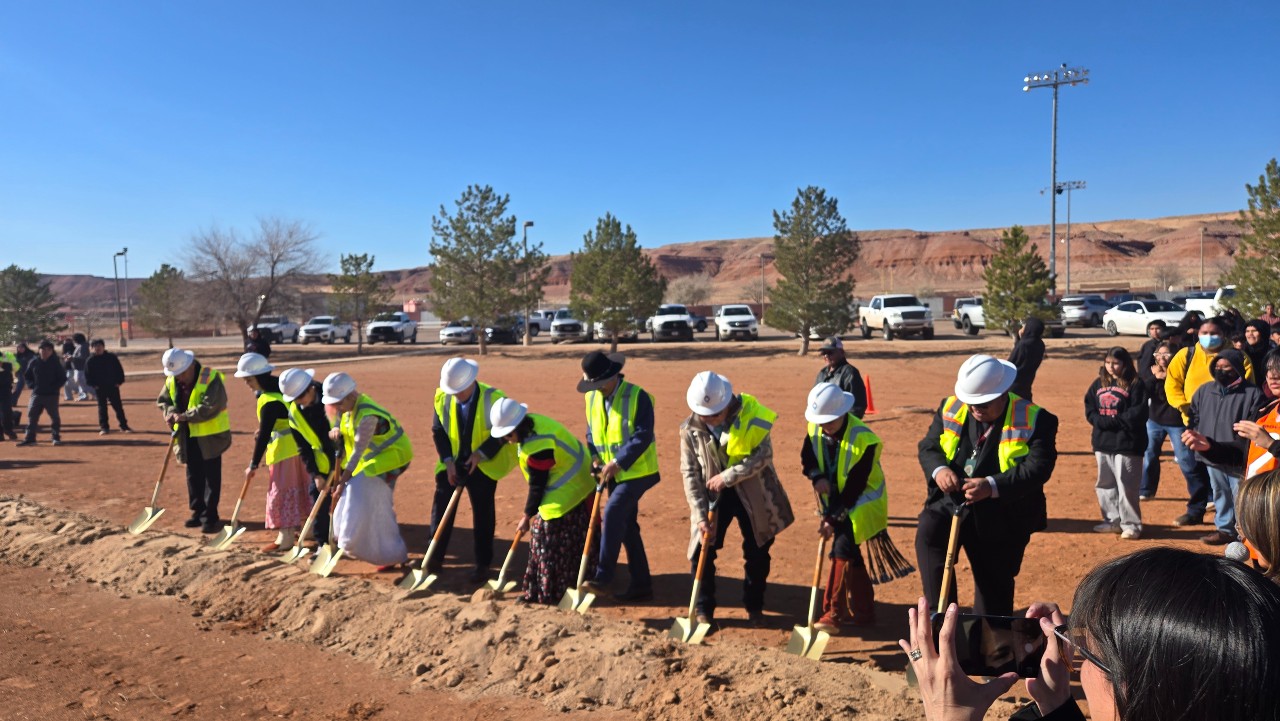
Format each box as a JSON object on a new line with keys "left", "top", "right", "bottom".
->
{"left": 265, "top": 455, "right": 312, "bottom": 530}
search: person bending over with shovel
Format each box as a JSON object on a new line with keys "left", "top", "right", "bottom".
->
{"left": 801, "top": 383, "right": 909, "bottom": 633}
{"left": 679, "top": 371, "right": 793, "bottom": 629}
{"left": 234, "top": 353, "right": 313, "bottom": 551}
{"left": 156, "top": 348, "right": 231, "bottom": 533}
{"left": 488, "top": 397, "right": 598, "bottom": 605}
{"left": 323, "top": 372, "right": 412, "bottom": 570}
{"left": 279, "top": 368, "right": 338, "bottom": 547}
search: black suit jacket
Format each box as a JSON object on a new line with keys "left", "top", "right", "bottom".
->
{"left": 917, "top": 396, "right": 1058, "bottom": 537}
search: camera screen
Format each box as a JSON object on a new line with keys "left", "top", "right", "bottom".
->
{"left": 931, "top": 613, "right": 1047, "bottom": 678}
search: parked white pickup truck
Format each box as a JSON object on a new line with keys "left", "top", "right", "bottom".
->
{"left": 1183, "top": 285, "right": 1236, "bottom": 318}
{"left": 365, "top": 311, "right": 418, "bottom": 344}
{"left": 859, "top": 294, "right": 934, "bottom": 340}
{"left": 300, "top": 316, "right": 353, "bottom": 344}
{"left": 253, "top": 315, "right": 300, "bottom": 343}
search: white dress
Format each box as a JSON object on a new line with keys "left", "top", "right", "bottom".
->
{"left": 333, "top": 471, "right": 408, "bottom": 566}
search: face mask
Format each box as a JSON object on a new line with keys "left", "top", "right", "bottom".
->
{"left": 1213, "top": 368, "right": 1239, "bottom": 386}
{"left": 1199, "top": 335, "right": 1222, "bottom": 350}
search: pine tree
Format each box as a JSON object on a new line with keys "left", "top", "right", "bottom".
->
{"left": 766, "top": 186, "right": 860, "bottom": 355}
{"left": 330, "top": 253, "right": 393, "bottom": 355}
{"left": 1224, "top": 158, "right": 1280, "bottom": 315}
{"left": 428, "top": 185, "right": 529, "bottom": 356}
{"left": 569, "top": 213, "right": 665, "bottom": 353}
{"left": 982, "top": 225, "right": 1054, "bottom": 334}
{"left": 134, "top": 264, "right": 193, "bottom": 348}
{"left": 0, "top": 264, "right": 64, "bottom": 344}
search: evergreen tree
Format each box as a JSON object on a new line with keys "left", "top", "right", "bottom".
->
{"left": 330, "top": 253, "right": 393, "bottom": 355}
{"left": 765, "top": 186, "right": 860, "bottom": 355}
{"left": 0, "top": 264, "right": 64, "bottom": 344}
{"left": 982, "top": 225, "right": 1054, "bottom": 334}
{"left": 569, "top": 213, "right": 665, "bottom": 353}
{"left": 1225, "top": 158, "right": 1280, "bottom": 315}
{"left": 135, "top": 264, "right": 193, "bottom": 348}
{"left": 428, "top": 185, "right": 528, "bottom": 356}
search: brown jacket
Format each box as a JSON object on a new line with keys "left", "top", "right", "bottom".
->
{"left": 156, "top": 364, "right": 232, "bottom": 462}
{"left": 678, "top": 403, "right": 794, "bottom": 559}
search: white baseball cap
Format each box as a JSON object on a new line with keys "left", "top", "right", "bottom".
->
{"left": 440, "top": 357, "right": 479, "bottom": 395}
{"left": 162, "top": 348, "right": 195, "bottom": 377}
{"left": 805, "top": 382, "right": 854, "bottom": 424}
{"left": 954, "top": 355, "right": 1017, "bottom": 405}
{"left": 321, "top": 372, "right": 357, "bottom": 404}
{"left": 279, "top": 368, "right": 315, "bottom": 402}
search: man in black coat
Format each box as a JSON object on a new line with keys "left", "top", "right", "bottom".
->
{"left": 814, "top": 336, "right": 868, "bottom": 418}
{"left": 18, "top": 340, "right": 67, "bottom": 446}
{"left": 915, "top": 354, "right": 1058, "bottom": 616}
{"left": 85, "top": 339, "right": 131, "bottom": 435}
{"left": 1007, "top": 317, "right": 1046, "bottom": 401}
{"left": 245, "top": 327, "right": 272, "bottom": 359}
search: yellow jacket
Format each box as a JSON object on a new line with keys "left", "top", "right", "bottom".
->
{"left": 1165, "top": 343, "right": 1254, "bottom": 424}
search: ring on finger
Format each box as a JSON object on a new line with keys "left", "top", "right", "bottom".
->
{"left": 908, "top": 648, "right": 923, "bottom": 661}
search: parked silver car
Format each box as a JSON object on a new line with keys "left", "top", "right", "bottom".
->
{"left": 1060, "top": 295, "right": 1113, "bottom": 327}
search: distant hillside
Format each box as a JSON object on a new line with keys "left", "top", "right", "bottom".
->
{"left": 43, "top": 212, "right": 1243, "bottom": 311}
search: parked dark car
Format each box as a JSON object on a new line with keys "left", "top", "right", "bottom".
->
{"left": 484, "top": 317, "right": 526, "bottom": 345}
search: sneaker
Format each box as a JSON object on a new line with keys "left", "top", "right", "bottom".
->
{"left": 1120, "top": 528, "right": 1142, "bottom": 540}
{"left": 50, "top": 439, "right": 62, "bottom": 446}
{"left": 1200, "top": 530, "right": 1234, "bottom": 546}
{"left": 1138, "top": 493, "right": 1152, "bottom": 501}
{"left": 1092, "top": 522, "right": 1120, "bottom": 534}
{"left": 1173, "top": 512, "right": 1204, "bottom": 527}
{"left": 99, "top": 429, "right": 109, "bottom": 436}
{"left": 121, "top": 426, "right": 133, "bottom": 433}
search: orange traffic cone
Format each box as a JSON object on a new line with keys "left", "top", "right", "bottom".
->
{"left": 864, "top": 375, "right": 877, "bottom": 415}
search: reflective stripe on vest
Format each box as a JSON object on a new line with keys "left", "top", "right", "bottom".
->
{"left": 517, "top": 414, "right": 595, "bottom": 521}
{"left": 257, "top": 390, "right": 299, "bottom": 464}
{"left": 724, "top": 394, "right": 775, "bottom": 466}
{"left": 807, "top": 415, "right": 888, "bottom": 545}
{"left": 340, "top": 394, "right": 412, "bottom": 477}
{"left": 164, "top": 367, "right": 231, "bottom": 438}
{"left": 1246, "top": 403, "right": 1280, "bottom": 478}
{"left": 938, "top": 394, "right": 1039, "bottom": 473}
{"left": 433, "top": 383, "right": 518, "bottom": 481}
{"left": 286, "top": 399, "right": 331, "bottom": 475}
{"left": 584, "top": 380, "right": 659, "bottom": 482}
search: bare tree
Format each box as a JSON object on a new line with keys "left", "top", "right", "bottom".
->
{"left": 183, "top": 217, "right": 323, "bottom": 339}
{"left": 1152, "top": 264, "right": 1182, "bottom": 292}
{"left": 666, "top": 273, "right": 713, "bottom": 306}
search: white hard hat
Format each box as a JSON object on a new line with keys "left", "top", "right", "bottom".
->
{"left": 279, "top": 368, "right": 315, "bottom": 402}
{"left": 489, "top": 397, "right": 528, "bottom": 438}
{"left": 955, "top": 354, "right": 1017, "bottom": 405}
{"left": 806, "top": 382, "right": 854, "bottom": 424}
{"left": 439, "top": 357, "right": 479, "bottom": 395}
{"left": 233, "top": 352, "right": 274, "bottom": 378}
{"left": 686, "top": 371, "right": 733, "bottom": 416}
{"left": 321, "top": 372, "right": 357, "bottom": 404}
{"left": 161, "top": 348, "right": 195, "bottom": 377}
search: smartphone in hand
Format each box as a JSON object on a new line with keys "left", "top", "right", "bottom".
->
{"left": 931, "top": 613, "right": 1046, "bottom": 677}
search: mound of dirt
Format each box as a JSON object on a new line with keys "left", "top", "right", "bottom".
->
{"left": 2, "top": 497, "right": 1021, "bottom": 720}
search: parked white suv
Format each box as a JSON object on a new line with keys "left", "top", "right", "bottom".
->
{"left": 952, "top": 297, "right": 986, "bottom": 335}
{"left": 647, "top": 304, "right": 696, "bottom": 342}
{"left": 550, "top": 308, "right": 591, "bottom": 344}
{"left": 713, "top": 304, "right": 759, "bottom": 341}
{"left": 859, "top": 294, "right": 934, "bottom": 340}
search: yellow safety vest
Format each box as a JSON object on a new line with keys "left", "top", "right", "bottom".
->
{"left": 808, "top": 415, "right": 888, "bottom": 545}
{"left": 584, "top": 380, "right": 659, "bottom": 481}
{"left": 340, "top": 393, "right": 413, "bottom": 477}
{"left": 517, "top": 414, "right": 595, "bottom": 521}
{"left": 433, "top": 383, "right": 518, "bottom": 481}
{"left": 286, "top": 398, "right": 331, "bottom": 475}
{"left": 937, "top": 394, "right": 1039, "bottom": 472}
{"left": 256, "top": 391, "right": 299, "bottom": 465}
{"left": 724, "top": 394, "right": 776, "bottom": 466}
{"left": 164, "top": 366, "right": 231, "bottom": 438}
{"left": 0, "top": 351, "right": 18, "bottom": 375}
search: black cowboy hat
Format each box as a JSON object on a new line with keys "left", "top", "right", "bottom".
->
{"left": 576, "top": 351, "right": 625, "bottom": 393}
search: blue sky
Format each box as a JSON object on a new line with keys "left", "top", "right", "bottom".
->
{"left": 1, "top": 1, "right": 1276, "bottom": 279}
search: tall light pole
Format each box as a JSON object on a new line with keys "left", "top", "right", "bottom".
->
{"left": 122, "top": 248, "right": 131, "bottom": 340}
{"left": 1024, "top": 63, "right": 1089, "bottom": 294}
{"left": 522, "top": 220, "right": 535, "bottom": 347}
{"left": 1200, "top": 227, "right": 1206, "bottom": 289}
{"left": 112, "top": 249, "right": 127, "bottom": 347}
{"left": 1041, "top": 181, "right": 1086, "bottom": 294}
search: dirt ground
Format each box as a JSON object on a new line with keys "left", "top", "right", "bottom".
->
{"left": 0, "top": 328, "right": 1214, "bottom": 719}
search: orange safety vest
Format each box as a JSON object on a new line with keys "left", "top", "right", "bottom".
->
{"left": 1245, "top": 400, "right": 1280, "bottom": 479}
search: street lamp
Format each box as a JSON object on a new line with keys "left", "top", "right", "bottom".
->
{"left": 522, "top": 220, "right": 535, "bottom": 347}
{"left": 112, "top": 249, "right": 128, "bottom": 347}
{"left": 1024, "top": 63, "right": 1089, "bottom": 293}
{"left": 1040, "top": 181, "right": 1086, "bottom": 294}
{"left": 122, "top": 248, "right": 131, "bottom": 340}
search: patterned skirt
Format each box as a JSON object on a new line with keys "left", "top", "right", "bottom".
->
{"left": 522, "top": 496, "right": 599, "bottom": 605}
{"left": 265, "top": 454, "right": 312, "bottom": 529}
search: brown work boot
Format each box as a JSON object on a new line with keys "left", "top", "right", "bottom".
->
{"left": 847, "top": 561, "right": 877, "bottom": 627}
{"left": 813, "top": 558, "right": 852, "bottom": 634}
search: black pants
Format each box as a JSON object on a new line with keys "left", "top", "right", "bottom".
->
{"left": 25, "top": 394, "right": 60, "bottom": 442}
{"left": 309, "top": 473, "right": 332, "bottom": 542}
{"left": 184, "top": 439, "right": 223, "bottom": 523}
{"left": 95, "top": 385, "right": 129, "bottom": 431}
{"left": 0, "top": 396, "right": 12, "bottom": 438}
{"left": 691, "top": 486, "right": 773, "bottom": 617}
{"left": 915, "top": 504, "right": 1028, "bottom": 616}
{"left": 431, "top": 466, "right": 497, "bottom": 569}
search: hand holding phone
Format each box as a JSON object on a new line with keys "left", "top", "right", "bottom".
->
{"left": 930, "top": 612, "right": 1047, "bottom": 678}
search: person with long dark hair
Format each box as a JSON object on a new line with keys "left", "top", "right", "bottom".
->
{"left": 1085, "top": 347, "right": 1148, "bottom": 539}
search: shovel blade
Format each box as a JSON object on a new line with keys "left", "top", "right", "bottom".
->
{"left": 279, "top": 545, "right": 311, "bottom": 564}
{"left": 786, "top": 625, "right": 830, "bottom": 660}
{"left": 309, "top": 546, "right": 343, "bottom": 577}
{"left": 668, "top": 617, "right": 712, "bottom": 645}
{"left": 127, "top": 507, "right": 165, "bottom": 535}
{"left": 397, "top": 568, "right": 438, "bottom": 593}
{"left": 206, "top": 524, "right": 245, "bottom": 550}
{"left": 484, "top": 578, "right": 518, "bottom": 595}
{"left": 557, "top": 588, "right": 596, "bottom": 613}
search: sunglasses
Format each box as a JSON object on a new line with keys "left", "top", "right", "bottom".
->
{"left": 1053, "top": 625, "right": 1112, "bottom": 676}
{"left": 970, "top": 399, "right": 1000, "bottom": 411}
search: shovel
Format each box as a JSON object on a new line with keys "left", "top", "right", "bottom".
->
{"left": 127, "top": 429, "right": 179, "bottom": 535}
{"left": 559, "top": 479, "right": 606, "bottom": 614}
{"left": 398, "top": 482, "right": 465, "bottom": 593}
{"left": 669, "top": 501, "right": 717, "bottom": 644}
{"left": 786, "top": 534, "right": 831, "bottom": 660}
{"left": 309, "top": 507, "right": 343, "bottom": 577}
{"left": 207, "top": 469, "right": 255, "bottom": 550}
{"left": 482, "top": 528, "right": 524, "bottom": 598}
{"left": 280, "top": 471, "right": 337, "bottom": 563}
{"left": 937, "top": 501, "right": 965, "bottom": 612}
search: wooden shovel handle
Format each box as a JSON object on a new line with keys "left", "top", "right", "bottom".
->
{"left": 148, "top": 431, "right": 179, "bottom": 507}
{"left": 938, "top": 508, "right": 963, "bottom": 611}
{"left": 692, "top": 508, "right": 716, "bottom": 583}
{"left": 432, "top": 484, "right": 465, "bottom": 545}
{"left": 810, "top": 534, "right": 828, "bottom": 588}
{"left": 581, "top": 483, "right": 606, "bottom": 554}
